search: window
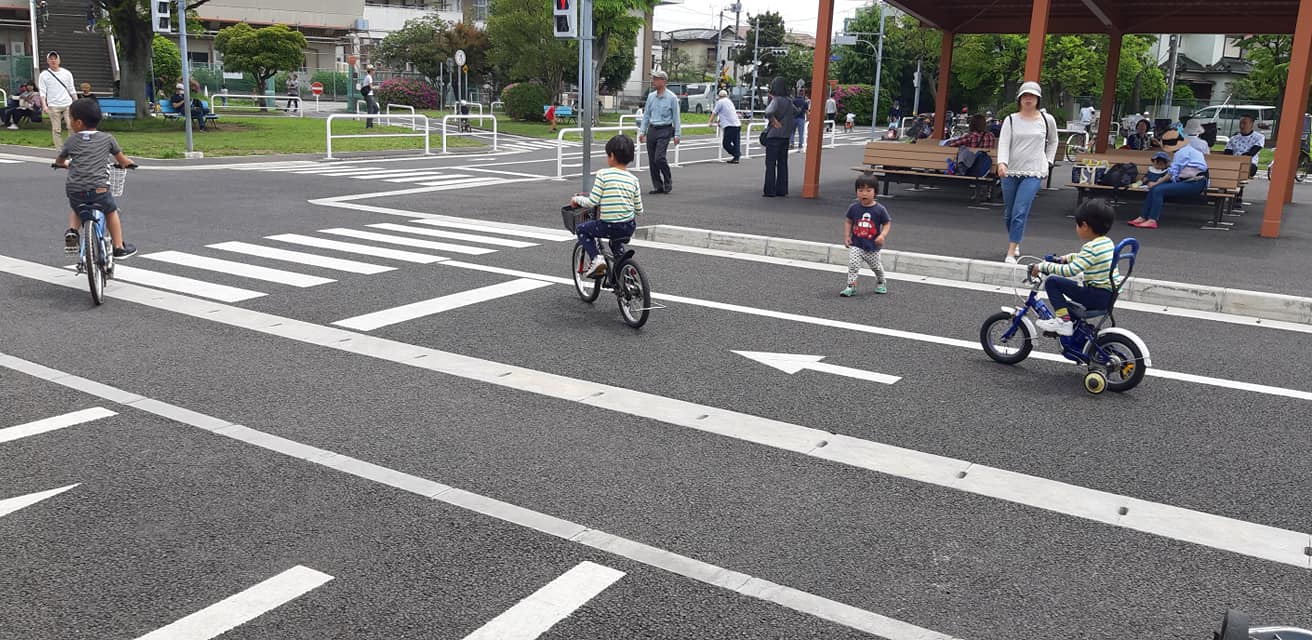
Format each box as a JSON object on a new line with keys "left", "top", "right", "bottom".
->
{"left": 472, "top": 0, "right": 487, "bottom": 21}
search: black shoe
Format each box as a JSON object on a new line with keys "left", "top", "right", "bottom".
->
{"left": 762, "top": 193, "right": 776, "bottom": 198}
{"left": 112, "top": 243, "right": 137, "bottom": 259}
{"left": 648, "top": 189, "right": 664, "bottom": 195}
{"left": 63, "top": 229, "right": 78, "bottom": 253}
{"left": 727, "top": 159, "right": 740, "bottom": 164}
{"left": 663, "top": 187, "right": 673, "bottom": 194}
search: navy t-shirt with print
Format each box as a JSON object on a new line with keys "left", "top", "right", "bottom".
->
{"left": 846, "top": 201, "right": 891, "bottom": 252}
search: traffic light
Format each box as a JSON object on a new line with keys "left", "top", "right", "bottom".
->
{"left": 151, "top": 0, "right": 171, "bottom": 33}
{"left": 553, "top": 0, "right": 576, "bottom": 39}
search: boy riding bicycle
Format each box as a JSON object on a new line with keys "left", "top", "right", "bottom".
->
{"left": 567, "top": 134, "right": 643, "bottom": 277}
{"left": 1029, "top": 199, "right": 1120, "bottom": 336}
{"left": 56, "top": 97, "right": 137, "bottom": 258}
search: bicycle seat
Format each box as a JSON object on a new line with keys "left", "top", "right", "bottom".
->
{"left": 1066, "top": 301, "right": 1107, "bottom": 320}
{"left": 74, "top": 203, "right": 102, "bottom": 222}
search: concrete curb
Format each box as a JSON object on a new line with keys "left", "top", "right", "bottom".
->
{"left": 634, "top": 224, "right": 1312, "bottom": 325}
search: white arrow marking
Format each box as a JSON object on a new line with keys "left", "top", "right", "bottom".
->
{"left": 134, "top": 565, "right": 333, "bottom": 640}
{"left": 733, "top": 351, "right": 901, "bottom": 385}
{"left": 0, "top": 484, "right": 80, "bottom": 519}
{"left": 0, "top": 407, "right": 116, "bottom": 444}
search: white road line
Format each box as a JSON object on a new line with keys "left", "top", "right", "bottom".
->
{"left": 415, "top": 178, "right": 511, "bottom": 190}
{"left": 367, "top": 223, "right": 538, "bottom": 248}
{"left": 319, "top": 228, "right": 498, "bottom": 255}
{"left": 304, "top": 178, "right": 550, "bottom": 205}
{"left": 133, "top": 566, "right": 333, "bottom": 640}
{"left": 266, "top": 234, "right": 448, "bottom": 264}
{"left": 207, "top": 242, "right": 394, "bottom": 275}
{"left": 0, "top": 351, "right": 961, "bottom": 640}
{"left": 0, "top": 484, "right": 80, "bottom": 519}
{"left": 140, "top": 251, "right": 335, "bottom": 288}
{"left": 333, "top": 278, "right": 553, "bottom": 331}
{"left": 463, "top": 166, "right": 555, "bottom": 179}
{"left": 0, "top": 159, "right": 20, "bottom": 164}
{"left": 287, "top": 167, "right": 389, "bottom": 176}
{"left": 4, "top": 256, "right": 1310, "bottom": 572}
{"left": 307, "top": 200, "right": 574, "bottom": 241}
{"left": 346, "top": 169, "right": 449, "bottom": 179}
{"left": 460, "top": 562, "right": 625, "bottom": 640}
{"left": 0, "top": 407, "right": 116, "bottom": 444}
{"left": 384, "top": 173, "right": 472, "bottom": 183}
{"left": 97, "top": 265, "right": 266, "bottom": 302}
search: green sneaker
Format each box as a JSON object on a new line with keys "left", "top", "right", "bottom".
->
{"left": 840, "top": 286, "right": 856, "bottom": 297}
{"left": 874, "top": 281, "right": 888, "bottom": 294}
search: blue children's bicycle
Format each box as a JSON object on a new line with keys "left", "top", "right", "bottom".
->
{"left": 56, "top": 162, "right": 135, "bottom": 305}
{"left": 979, "top": 238, "right": 1150, "bottom": 394}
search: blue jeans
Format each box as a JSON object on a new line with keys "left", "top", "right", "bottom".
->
{"left": 1140, "top": 179, "right": 1207, "bottom": 221}
{"left": 1000, "top": 175, "right": 1042, "bottom": 244}
{"left": 577, "top": 219, "right": 636, "bottom": 258}
{"left": 793, "top": 117, "right": 806, "bottom": 147}
{"left": 1045, "top": 276, "right": 1112, "bottom": 317}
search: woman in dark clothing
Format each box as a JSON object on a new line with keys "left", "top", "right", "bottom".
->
{"left": 762, "top": 77, "right": 796, "bottom": 197}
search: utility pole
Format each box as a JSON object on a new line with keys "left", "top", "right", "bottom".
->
{"left": 729, "top": 2, "right": 741, "bottom": 87}
{"left": 1163, "top": 34, "right": 1180, "bottom": 120}
{"left": 178, "top": 0, "right": 194, "bottom": 155}
{"left": 750, "top": 14, "right": 760, "bottom": 112}
{"left": 870, "top": 1, "right": 886, "bottom": 141}
{"left": 912, "top": 57, "right": 921, "bottom": 120}
{"left": 579, "top": 0, "right": 595, "bottom": 191}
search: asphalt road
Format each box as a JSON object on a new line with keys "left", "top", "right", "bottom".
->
{"left": 2, "top": 138, "right": 1311, "bottom": 640}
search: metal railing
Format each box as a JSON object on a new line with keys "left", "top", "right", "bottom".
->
{"left": 618, "top": 114, "right": 642, "bottom": 131}
{"left": 557, "top": 125, "right": 642, "bottom": 178}
{"left": 211, "top": 91, "right": 303, "bottom": 117}
{"left": 326, "top": 113, "right": 430, "bottom": 160}
{"left": 742, "top": 121, "right": 770, "bottom": 159}
{"left": 490, "top": 100, "right": 504, "bottom": 112}
{"left": 670, "top": 123, "right": 719, "bottom": 167}
{"left": 385, "top": 103, "right": 418, "bottom": 129}
{"left": 440, "top": 114, "right": 498, "bottom": 153}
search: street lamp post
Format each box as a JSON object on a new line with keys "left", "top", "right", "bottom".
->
{"left": 838, "top": 26, "right": 885, "bottom": 140}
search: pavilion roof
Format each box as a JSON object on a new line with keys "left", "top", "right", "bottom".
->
{"left": 887, "top": 0, "right": 1305, "bottom": 34}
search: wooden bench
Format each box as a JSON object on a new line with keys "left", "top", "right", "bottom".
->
{"left": 158, "top": 98, "right": 220, "bottom": 128}
{"left": 1069, "top": 151, "right": 1251, "bottom": 228}
{"left": 98, "top": 98, "right": 138, "bottom": 127}
{"left": 851, "top": 141, "right": 998, "bottom": 204}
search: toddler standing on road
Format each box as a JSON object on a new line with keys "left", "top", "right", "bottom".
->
{"left": 840, "top": 175, "right": 891, "bottom": 297}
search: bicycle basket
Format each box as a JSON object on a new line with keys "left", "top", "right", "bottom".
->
{"left": 560, "top": 205, "right": 594, "bottom": 233}
{"left": 107, "top": 165, "right": 128, "bottom": 197}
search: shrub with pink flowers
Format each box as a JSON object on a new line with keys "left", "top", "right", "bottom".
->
{"left": 376, "top": 77, "right": 440, "bottom": 110}
{"left": 831, "top": 84, "right": 875, "bottom": 127}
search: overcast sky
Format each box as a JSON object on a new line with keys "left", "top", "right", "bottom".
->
{"left": 653, "top": 0, "right": 875, "bottom": 37}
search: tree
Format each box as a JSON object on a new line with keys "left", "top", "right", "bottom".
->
{"left": 774, "top": 46, "right": 815, "bottom": 89}
{"left": 732, "top": 12, "right": 786, "bottom": 80}
{"left": 99, "top": 0, "right": 214, "bottom": 117}
{"left": 151, "top": 34, "right": 180, "bottom": 93}
{"left": 586, "top": 0, "right": 657, "bottom": 111}
{"left": 487, "top": 0, "right": 576, "bottom": 97}
{"left": 214, "top": 23, "right": 308, "bottom": 103}
{"left": 665, "top": 48, "right": 694, "bottom": 81}
{"left": 833, "top": 7, "right": 941, "bottom": 117}
{"left": 600, "top": 30, "right": 637, "bottom": 94}
{"left": 375, "top": 15, "right": 451, "bottom": 82}
{"left": 1231, "top": 35, "right": 1293, "bottom": 104}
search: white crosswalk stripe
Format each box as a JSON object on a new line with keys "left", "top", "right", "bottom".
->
{"left": 228, "top": 161, "right": 522, "bottom": 192}
{"left": 207, "top": 242, "right": 395, "bottom": 275}
{"left": 92, "top": 265, "right": 267, "bottom": 302}
{"left": 267, "top": 234, "right": 449, "bottom": 263}
{"left": 366, "top": 223, "right": 539, "bottom": 248}
{"left": 0, "top": 159, "right": 20, "bottom": 164}
{"left": 140, "top": 251, "right": 336, "bottom": 287}
{"left": 319, "top": 228, "right": 498, "bottom": 255}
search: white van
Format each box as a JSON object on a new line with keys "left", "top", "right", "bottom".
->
{"left": 681, "top": 82, "right": 719, "bottom": 114}
{"left": 1187, "top": 104, "right": 1277, "bottom": 138}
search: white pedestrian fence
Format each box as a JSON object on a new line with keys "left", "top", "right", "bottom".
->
{"left": 490, "top": 100, "right": 504, "bottom": 112}
{"left": 385, "top": 103, "right": 418, "bottom": 129}
{"left": 211, "top": 92, "right": 303, "bottom": 117}
{"left": 325, "top": 113, "right": 431, "bottom": 160}
{"left": 441, "top": 114, "right": 499, "bottom": 153}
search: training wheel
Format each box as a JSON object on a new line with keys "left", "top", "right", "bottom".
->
{"left": 1083, "top": 371, "right": 1107, "bottom": 394}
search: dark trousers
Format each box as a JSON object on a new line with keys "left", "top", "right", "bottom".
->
{"left": 1045, "top": 276, "right": 1112, "bottom": 317}
{"left": 763, "top": 138, "right": 789, "bottom": 196}
{"left": 721, "top": 125, "right": 740, "bottom": 160}
{"left": 364, "top": 94, "right": 379, "bottom": 127}
{"left": 577, "top": 219, "right": 636, "bottom": 258}
{"left": 646, "top": 124, "right": 674, "bottom": 191}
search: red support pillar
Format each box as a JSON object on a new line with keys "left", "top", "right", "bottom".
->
{"left": 802, "top": 0, "right": 836, "bottom": 199}
{"left": 932, "top": 31, "right": 953, "bottom": 141}
{"left": 1261, "top": 1, "right": 1312, "bottom": 237}
{"left": 1024, "top": 0, "right": 1051, "bottom": 81}
{"left": 1096, "top": 31, "right": 1122, "bottom": 153}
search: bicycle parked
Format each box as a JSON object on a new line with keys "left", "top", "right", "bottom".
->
{"left": 562, "top": 205, "right": 656, "bottom": 328}
{"left": 979, "top": 238, "right": 1149, "bottom": 394}
{"left": 1215, "top": 609, "right": 1312, "bottom": 640}
{"left": 54, "top": 162, "right": 135, "bottom": 305}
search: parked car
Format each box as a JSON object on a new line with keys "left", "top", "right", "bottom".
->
{"left": 658, "top": 82, "right": 689, "bottom": 113}
{"left": 682, "top": 82, "right": 718, "bottom": 114}
{"left": 1187, "top": 104, "right": 1276, "bottom": 139}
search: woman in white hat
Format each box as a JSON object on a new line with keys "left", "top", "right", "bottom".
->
{"left": 996, "top": 81, "right": 1058, "bottom": 263}
{"left": 1183, "top": 118, "right": 1211, "bottom": 155}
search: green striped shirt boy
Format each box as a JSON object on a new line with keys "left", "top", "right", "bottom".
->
{"left": 1039, "top": 235, "right": 1121, "bottom": 290}
{"left": 573, "top": 167, "right": 643, "bottom": 223}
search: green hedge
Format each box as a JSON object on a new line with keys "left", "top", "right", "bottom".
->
{"left": 502, "top": 82, "right": 550, "bottom": 122}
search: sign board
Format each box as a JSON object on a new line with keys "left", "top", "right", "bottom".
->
{"left": 455, "top": 49, "right": 466, "bottom": 66}
{"left": 834, "top": 35, "right": 858, "bottom": 46}
{"left": 310, "top": 82, "right": 324, "bottom": 96}
{"left": 222, "top": 72, "right": 244, "bottom": 80}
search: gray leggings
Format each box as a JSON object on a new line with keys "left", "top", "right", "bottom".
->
{"left": 847, "top": 246, "right": 885, "bottom": 285}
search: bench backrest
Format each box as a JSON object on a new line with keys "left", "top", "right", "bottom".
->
{"left": 158, "top": 99, "right": 178, "bottom": 114}
{"left": 862, "top": 141, "right": 994, "bottom": 173}
{"left": 97, "top": 98, "right": 136, "bottom": 115}
{"left": 1077, "top": 151, "right": 1244, "bottom": 190}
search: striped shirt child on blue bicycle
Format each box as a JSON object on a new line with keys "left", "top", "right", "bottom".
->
{"left": 1029, "top": 200, "right": 1122, "bottom": 336}
{"left": 568, "top": 135, "right": 644, "bottom": 278}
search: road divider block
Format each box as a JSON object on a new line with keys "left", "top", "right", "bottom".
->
{"left": 637, "top": 224, "right": 1312, "bottom": 325}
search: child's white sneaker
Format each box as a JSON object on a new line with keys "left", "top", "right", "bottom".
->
{"left": 1004, "top": 255, "right": 1017, "bottom": 264}
{"left": 1035, "top": 317, "right": 1075, "bottom": 336}
{"left": 583, "top": 255, "right": 606, "bottom": 277}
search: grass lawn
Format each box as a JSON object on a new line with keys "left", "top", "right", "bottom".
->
{"left": 1, "top": 114, "right": 483, "bottom": 159}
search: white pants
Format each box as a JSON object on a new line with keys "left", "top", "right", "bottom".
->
{"left": 847, "top": 246, "right": 885, "bottom": 285}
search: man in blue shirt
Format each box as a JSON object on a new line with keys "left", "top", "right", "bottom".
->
{"left": 638, "top": 70, "right": 681, "bottom": 194}
{"left": 1128, "top": 128, "right": 1208, "bottom": 229}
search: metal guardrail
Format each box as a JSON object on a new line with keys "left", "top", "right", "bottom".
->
{"left": 618, "top": 114, "right": 641, "bottom": 131}
{"left": 742, "top": 121, "right": 769, "bottom": 159}
{"left": 0, "top": 89, "right": 7, "bottom": 106}
{"left": 325, "top": 113, "right": 430, "bottom": 160}
{"left": 490, "top": 100, "right": 503, "bottom": 112}
{"left": 385, "top": 103, "right": 417, "bottom": 129}
{"left": 211, "top": 92, "right": 302, "bottom": 117}
{"left": 440, "top": 114, "right": 498, "bottom": 153}
{"left": 556, "top": 125, "right": 638, "bottom": 178}
{"left": 671, "top": 123, "right": 719, "bottom": 167}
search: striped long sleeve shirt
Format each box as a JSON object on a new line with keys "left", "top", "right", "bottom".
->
{"left": 1039, "top": 235, "right": 1121, "bottom": 291}
{"left": 571, "top": 167, "right": 643, "bottom": 223}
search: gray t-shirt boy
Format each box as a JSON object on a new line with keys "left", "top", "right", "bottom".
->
{"left": 58, "top": 130, "right": 121, "bottom": 194}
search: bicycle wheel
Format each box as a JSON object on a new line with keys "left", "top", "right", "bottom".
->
{"left": 979, "top": 311, "right": 1031, "bottom": 364}
{"left": 571, "top": 244, "right": 601, "bottom": 302}
{"left": 1064, "top": 134, "right": 1084, "bottom": 162}
{"left": 1296, "top": 151, "right": 1311, "bottom": 183}
{"left": 82, "top": 221, "right": 104, "bottom": 305}
{"left": 616, "top": 260, "right": 651, "bottom": 328}
{"left": 1094, "top": 333, "right": 1146, "bottom": 392}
